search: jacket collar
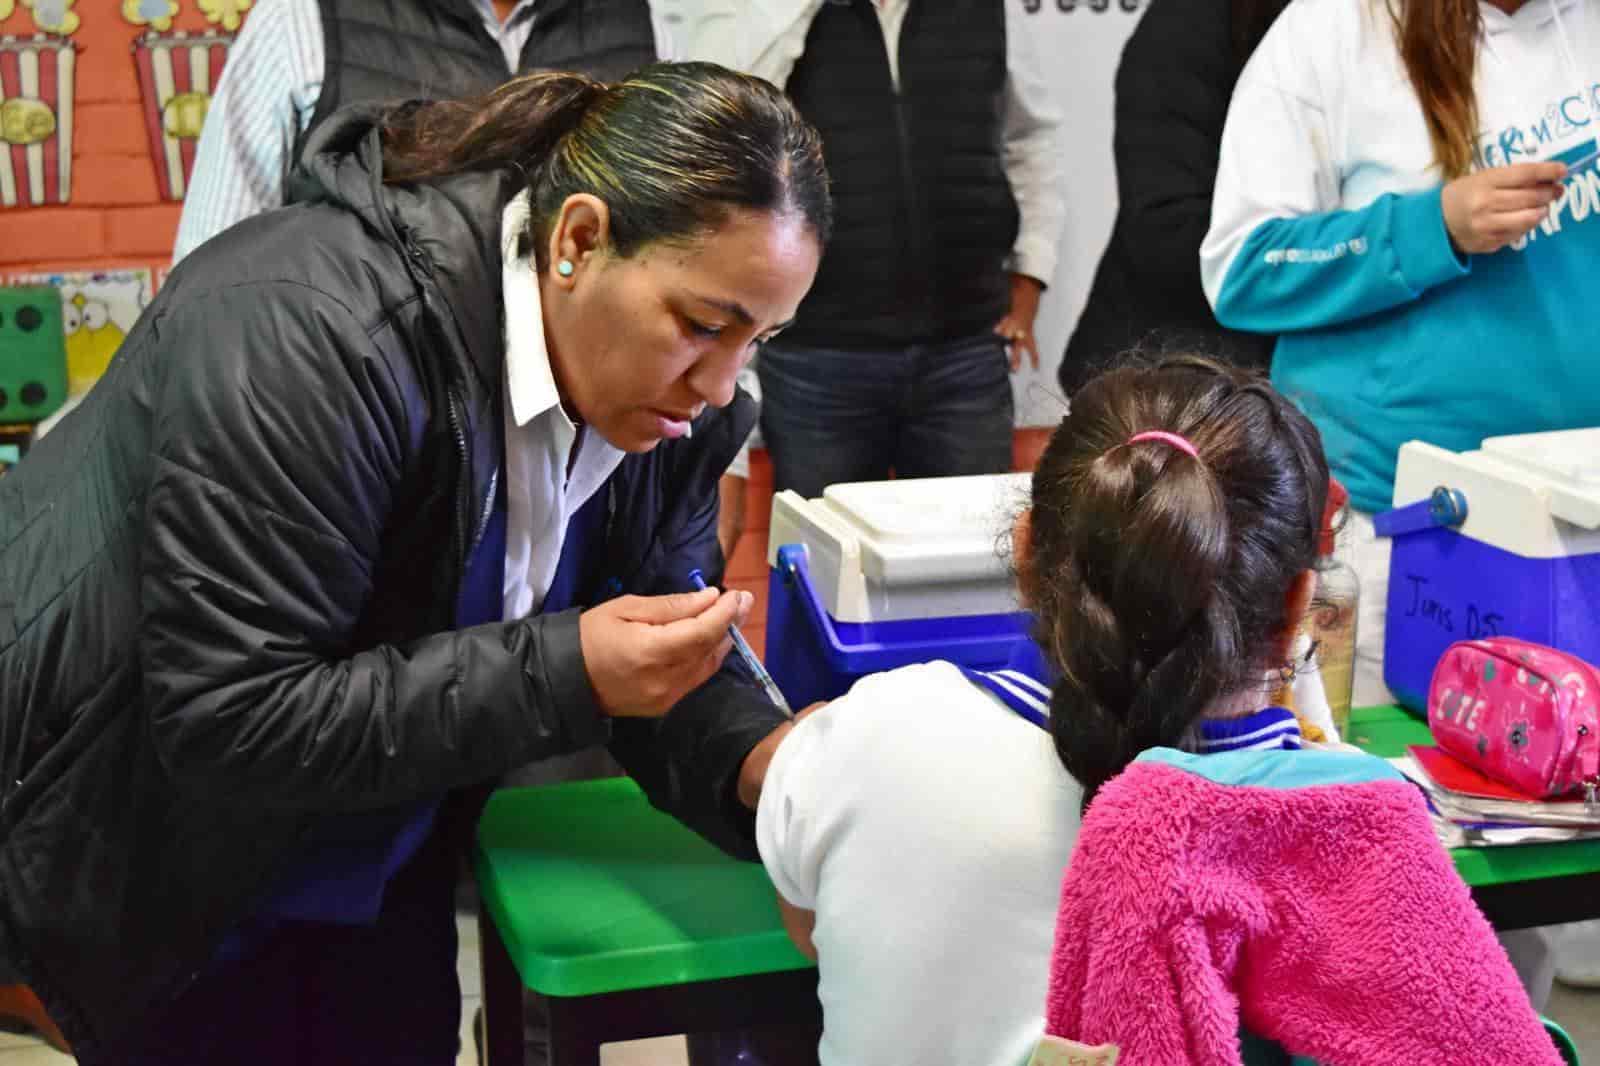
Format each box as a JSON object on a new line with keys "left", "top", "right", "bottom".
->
{"left": 288, "top": 103, "right": 515, "bottom": 397}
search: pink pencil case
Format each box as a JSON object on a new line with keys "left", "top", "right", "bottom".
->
{"left": 1428, "top": 637, "right": 1600, "bottom": 801}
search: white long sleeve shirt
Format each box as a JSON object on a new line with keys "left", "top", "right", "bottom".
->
{"left": 757, "top": 661, "right": 1082, "bottom": 1066}
{"left": 653, "top": 0, "right": 1067, "bottom": 284}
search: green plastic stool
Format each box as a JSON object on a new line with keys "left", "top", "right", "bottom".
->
{"left": 1240, "top": 1018, "right": 1579, "bottom": 1065}
{"left": 1545, "top": 1017, "right": 1581, "bottom": 1066}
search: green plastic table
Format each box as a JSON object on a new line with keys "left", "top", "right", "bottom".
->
{"left": 473, "top": 776, "right": 816, "bottom": 1065}
{"left": 1346, "top": 705, "right": 1600, "bottom": 930}
{"left": 473, "top": 705, "right": 1600, "bottom": 1065}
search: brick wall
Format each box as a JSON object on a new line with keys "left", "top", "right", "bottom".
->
{"left": 0, "top": 0, "right": 241, "bottom": 278}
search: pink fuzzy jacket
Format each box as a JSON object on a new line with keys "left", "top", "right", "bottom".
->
{"left": 1044, "top": 749, "right": 1561, "bottom": 1065}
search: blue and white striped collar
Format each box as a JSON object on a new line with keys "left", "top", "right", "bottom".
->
{"left": 961, "top": 640, "right": 1053, "bottom": 731}
{"left": 961, "top": 643, "right": 1304, "bottom": 752}
{"left": 1195, "top": 706, "right": 1304, "bottom": 753}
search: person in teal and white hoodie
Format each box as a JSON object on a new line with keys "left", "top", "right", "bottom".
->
{"left": 1201, "top": 0, "right": 1600, "bottom": 1004}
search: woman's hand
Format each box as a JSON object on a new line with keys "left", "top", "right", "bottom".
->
{"left": 1441, "top": 162, "right": 1566, "bottom": 255}
{"left": 579, "top": 587, "right": 752, "bottom": 717}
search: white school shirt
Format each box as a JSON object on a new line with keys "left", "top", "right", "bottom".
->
{"left": 756, "top": 661, "right": 1083, "bottom": 1066}
{"left": 172, "top": 0, "right": 677, "bottom": 263}
{"left": 654, "top": 0, "right": 1067, "bottom": 285}
{"left": 498, "top": 192, "right": 625, "bottom": 619}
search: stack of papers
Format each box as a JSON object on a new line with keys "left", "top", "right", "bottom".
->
{"left": 1390, "top": 746, "right": 1600, "bottom": 848}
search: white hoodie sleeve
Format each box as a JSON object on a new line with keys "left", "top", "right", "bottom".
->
{"left": 1200, "top": 1, "right": 1469, "bottom": 334}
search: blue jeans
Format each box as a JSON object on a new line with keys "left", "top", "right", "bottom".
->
{"left": 756, "top": 333, "right": 1015, "bottom": 497}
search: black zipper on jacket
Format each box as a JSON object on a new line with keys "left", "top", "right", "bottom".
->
{"left": 864, "top": 0, "right": 931, "bottom": 314}
{"left": 365, "top": 137, "right": 491, "bottom": 586}
{"left": 467, "top": 467, "right": 499, "bottom": 561}
{"left": 400, "top": 237, "right": 482, "bottom": 578}
{"left": 443, "top": 382, "right": 473, "bottom": 568}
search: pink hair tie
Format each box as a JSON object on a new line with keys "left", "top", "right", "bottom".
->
{"left": 1127, "top": 430, "right": 1199, "bottom": 459}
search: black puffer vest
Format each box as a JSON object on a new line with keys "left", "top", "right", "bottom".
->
{"left": 294, "top": 0, "right": 657, "bottom": 162}
{"left": 782, "top": 0, "right": 1017, "bottom": 348}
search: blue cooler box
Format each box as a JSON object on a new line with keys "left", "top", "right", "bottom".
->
{"left": 1382, "top": 430, "right": 1600, "bottom": 711}
{"left": 763, "top": 474, "right": 1033, "bottom": 709}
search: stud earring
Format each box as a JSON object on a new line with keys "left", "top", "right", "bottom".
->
{"left": 557, "top": 259, "right": 575, "bottom": 277}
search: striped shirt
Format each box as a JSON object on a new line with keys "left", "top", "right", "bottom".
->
{"left": 172, "top": 0, "right": 673, "bottom": 263}
{"left": 1195, "top": 706, "right": 1305, "bottom": 754}
{"left": 965, "top": 640, "right": 1305, "bottom": 755}
{"left": 961, "top": 665, "right": 1051, "bottom": 731}
{"left": 960, "top": 638, "right": 1054, "bottom": 731}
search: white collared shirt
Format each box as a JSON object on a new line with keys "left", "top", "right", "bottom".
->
{"left": 499, "top": 192, "right": 625, "bottom": 620}
{"left": 653, "top": 0, "right": 1067, "bottom": 284}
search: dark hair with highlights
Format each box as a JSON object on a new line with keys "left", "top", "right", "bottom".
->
{"left": 381, "top": 62, "right": 832, "bottom": 267}
{"left": 1021, "top": 357, "right": 1329, "bottom": 802}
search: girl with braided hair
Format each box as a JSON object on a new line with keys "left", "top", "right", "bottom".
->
{"left": 757, "top": 357, "right": 1552, "bottom": 1064}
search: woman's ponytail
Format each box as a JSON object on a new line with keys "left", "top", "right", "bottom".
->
{"left": 381, "top": 72, "right": 606, "bottom": 184}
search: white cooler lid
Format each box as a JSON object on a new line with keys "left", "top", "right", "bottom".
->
{"left": 817, "top": 473, "right": 1030, "bottom": 585}
{"left": 1481, "top": 429, "right": 1600, "bottom": 530}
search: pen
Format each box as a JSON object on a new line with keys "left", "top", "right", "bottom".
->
{"left": 1565, "top": 144, "right": 1600, "bottom": 177}
{"left": 687, "top": 569, "right": 793, "bottom": 716}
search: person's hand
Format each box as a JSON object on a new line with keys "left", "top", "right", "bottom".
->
{"left": 994, "top": 273, "right": 1044, "bottom": 372}
{"left": 1441, "top": 162, "right": 1566, "bottom": 255}
{"left": 737, "top": 701, "right": 827, "bottom": 809}
{"left": 579, "top": 587, "right": 752, "bottom": 717}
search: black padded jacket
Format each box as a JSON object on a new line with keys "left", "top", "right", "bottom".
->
{"left": 0, "top": 105, "right": 782, "bottom": 1057}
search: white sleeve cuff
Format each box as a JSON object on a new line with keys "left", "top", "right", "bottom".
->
{"left": 1008, "top": 235, "right": 1059, "bottom": 288}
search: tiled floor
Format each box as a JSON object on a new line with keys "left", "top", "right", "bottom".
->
{"left": 0, "top": 1032, "right": 71, "bottom": 1064}
{"left": 1551, "top": 982, "right": 1600, "bottom": 1058}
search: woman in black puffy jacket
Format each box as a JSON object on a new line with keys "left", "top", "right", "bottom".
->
{"left": 0, "top": 64, "right": 828, "bottom": 1064}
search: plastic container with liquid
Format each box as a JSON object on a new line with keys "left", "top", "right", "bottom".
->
{"left": 1310, "top": 479, "right": 1359, "bottom": 739}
